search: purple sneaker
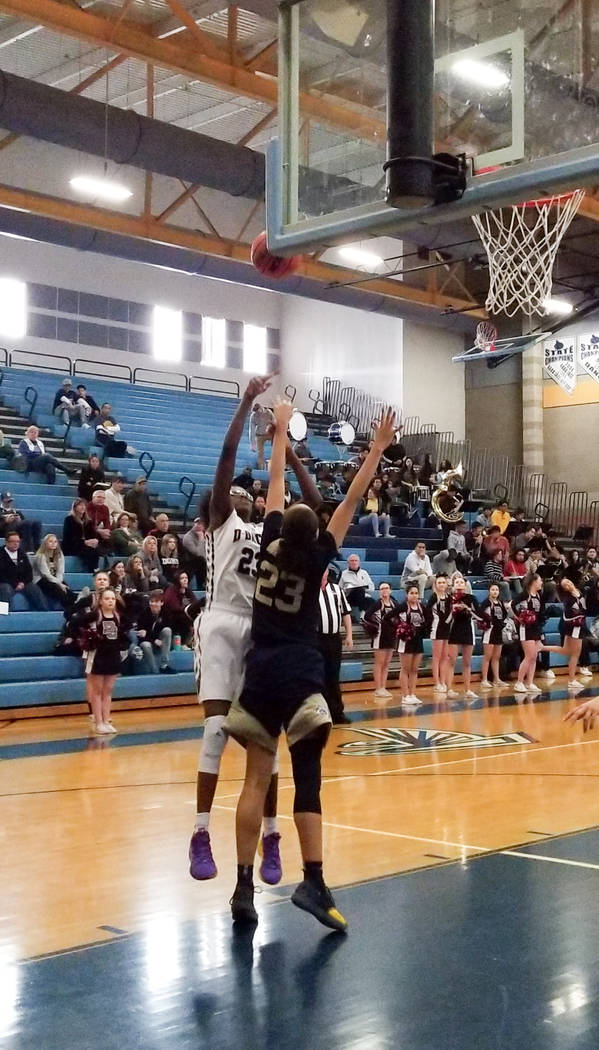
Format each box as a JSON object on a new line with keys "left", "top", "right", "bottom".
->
{"left": 259, "top": 832, "right": 282, "bottom": 885}
{"left": 189, "top": 828, "right": 217, "bottom": 880}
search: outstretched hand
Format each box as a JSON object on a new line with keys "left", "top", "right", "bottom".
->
{"left": 564, "top": 696, "right": 599, "bottom": 732}
{"left": 372, "top": 407, "right": 399, "bottom": 450}
{"left": 245, "top": 374, "right": 273, "bottom": 401}
{"left": 273, "top": 398, "right": 294, "bottom": 430}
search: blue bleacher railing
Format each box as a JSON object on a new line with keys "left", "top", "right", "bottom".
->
{"left": 11, "top": 347, "right": 72, "bottom": 375}
{"left": 23, "top": 385, "right": 38, "bottom": 420}
{"left": 74, "top": 357, "right": 133, "bottom": 384}
{"left": 139, "top": 451, "right": 155, "bottom": 480}
{"left": 0, "top": 347, "right": 7, "bottom": 368}
{"left": 188, "top": 373, "right": 239, "bottom": 398}
{"left": 133, "top": 367, "right": 187, "bottom": 391}
{"left": 179, "top": 475, "right": 196, "bottom": 527}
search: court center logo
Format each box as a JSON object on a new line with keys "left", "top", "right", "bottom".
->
{"left": 337, "top": 727, "right": 536, "bottom": 757}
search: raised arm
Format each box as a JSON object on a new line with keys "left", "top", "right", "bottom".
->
{"left": 210, "top": 374, "right": 271, "bottom": 529}
{"left": 266, "top": 399, "right": 294, "bottom": 515}
{"left": 285, "top": 441, "right": 321, "bottom": 510}
{"left": 327, "top": 409, "right": 398, "bottom": 549}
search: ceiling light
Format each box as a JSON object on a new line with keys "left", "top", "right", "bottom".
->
{"left": 452, "top": 58, "right": 509, "bottom": 90}
{"left": 543, "top": 298, "right": 574, "bottom": 316}
{"left": 338, "top": 245, "right": 383, "bottom": 269}
{"left": 70, "top": 175, "right": 133, "bottom": 203}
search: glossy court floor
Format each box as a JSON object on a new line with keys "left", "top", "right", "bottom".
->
{"left": 3, "top": 681, "right": 599, "bottom": 1049}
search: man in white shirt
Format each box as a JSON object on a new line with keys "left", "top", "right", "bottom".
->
{"left": 104, "top": 474, "right": 126, "bottom": 525}
{"left": 340, "top": 553, "right": 375, "bottom": 618}
{"left": 401, "top": 541, "right": 434, "bottom": 597}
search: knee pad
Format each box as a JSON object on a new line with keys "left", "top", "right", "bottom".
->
{"left": 199, "top": 714, "right": 227, "bottom": 774}
{"left": 290, "top": 731, "right": 326, "bottom": 814}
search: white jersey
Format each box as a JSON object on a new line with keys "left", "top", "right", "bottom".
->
{"left": 204, "top": 509, "right": 262, "bottom": 615}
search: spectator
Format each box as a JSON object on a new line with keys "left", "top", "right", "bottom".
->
{"left": 340, "top": 553, "right": 375, "bottom": 619}
{"left": 75, "top": 384, "right": 100, "bottom": 424}
{"left": 432, "top": 548, "right": 458, "bottom": 577}
{"left": 0, "top": 491, "right": 42, "bottom": 552}
{"left": 401, "top": 540, "right": 434, "bottom": 598}
{"left": 162, "top": 569, "right": 195, "bottom": 645}
{"left": 249, "top": 402, "right": 274, "bottom": 469}
{"left": 16, "top": 425, "right": 73, "bottom": 484}
{"left": 476, "top": 506, "right": 493, "bottom": 528}
{"left": 513, "top": 525, "right": 537, "bottom": 554}
{"left": 95, "top": 403, "right": 136, "bottom": 459}
{"left": 232, "top": 466, "right": 254, "bottom": 492}
{"left": 182, "top": 517, "right": 207, "bottom": 588}
{"left": 419, "top": 453, "right": 435, "bottom": 487}
{"left": 109, "top": 560, "right": 127, "bottom": 596}
{"left": 359, "top": 485, "right": 391, "bottom": 538}
{"left": 292, "top": 438, "right": 313, "bottom": 463}
{"left": 251, "top": 479, "right": 264, "bottom": 501}
{"left": 136, "top": 590, "right": 175, "bottom": 674}
{"left": 0, "top": 429, "right": 14, "bottom": 466}
{"left": 78, "top": 453, "right": 105, "bottom": 503}
{"left": 32, "top": 533, "right": 76, "bottom": 611}
{"left": 504, "top": 548, "right": 528, "bottom": 595}
{"left": 484, "top": 549, "right": 511, "bottom": 601}
{"left": 251, "top": 494, "right": 266, "bottom": 524}
{"left": 490, "top": 500, "right": 511, "bottom": 534}
{"left": 62, "top": 498, "right": 100, "bottom": 572}
{"left": 123, "top": 553, "right": 150, "bottom": 606}
{"left": 0, "top": 531, "right": 48, "bottom": 610}
{"left": 159, "top": 534, "right": 180, "bottom": 584}
{"left": 150, "top": 512, "right": 182, "bottom": 557}
{"left": 87, "top": 489, "right": 112, "bottom": 556}
{"left": 447, "top": 520, "right": 470, "bottom": 572}
{"left": 104, "top": 473, "right": 126, "bottom": 525}
{"left": 141, "top": 534, "right": 167, "bottom": 589}
{"left": 124, "top": 476, "right": 154, "bottom": 535}
{"left": 482, "top": 525, "right": 510, "bottom": 561}
{"left": 111, "top": 511, "right": 142, "bottom": 557}
{"left": 52, "top": 378, "right": 88, "bottom": 428}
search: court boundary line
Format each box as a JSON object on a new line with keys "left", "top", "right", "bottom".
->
{"left": 501, "top": 850, "right": 599, "bottom": 871}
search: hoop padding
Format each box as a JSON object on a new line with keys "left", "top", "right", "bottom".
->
{"left": 472, "top": 189, "right": 585, "bottom": 317}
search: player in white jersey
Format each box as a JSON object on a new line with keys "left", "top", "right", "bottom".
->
{"left": 189, "top": 374, "right": 321, "bottom": 882}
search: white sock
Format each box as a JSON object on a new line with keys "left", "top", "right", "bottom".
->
{"left": 263, "top": 817, "right": 278, "bottom": 836}
{"left": 195, "top": 812, "right": 210, "bottom": 830}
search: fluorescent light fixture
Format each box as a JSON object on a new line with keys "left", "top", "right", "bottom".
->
{"left": 452, "top": 58, "right": 509, "bottom": 89}
{"left": 338, "top": 245, "right": 383, "bottom": 269}
{"left": 202, "top": 316, "right": 226, "bottom": 368}
{"left": 243, "top": 323, "right": 267, "bottom": 374}
{"left": 543, "top": 298, "right": 574, "bottom": 316}
{"left": 70, "top": 174, "right": 133, "bottom": 203}
{"left": 152, "top": 305, "right": 182, "bottom": 362}
{"left": 0, "top": 278, "right": 26, "bottom": 338}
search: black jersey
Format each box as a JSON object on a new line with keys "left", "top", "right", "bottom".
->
{"left": 480, "top": 598, "right": 509, "bottom": 628}
{"left": 562, "top": 593, "right": 587, "bottom": 637}
{"left": 427, "top": 593, "right": 451, "bottom": 640}
{"left": 513, "top": 592, "right": 545, "bottom": 641}
{"left": 251, "top": 511, "right": 338, "bottom": 649}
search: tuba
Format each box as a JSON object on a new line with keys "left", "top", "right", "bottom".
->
{"left": 431, "top": 463, "right": 465, "bottom": 524}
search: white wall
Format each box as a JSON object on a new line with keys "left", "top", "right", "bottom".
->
{"left": 402, "top": 321, "right": 465, "bottom": 439}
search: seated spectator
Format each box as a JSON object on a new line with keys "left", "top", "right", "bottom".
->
{"left": 16, "top": 425, "right": 73, "bottom": 485}
{"left": 104, "top": 473, "right": 126, "bottom": 525}
{"left": 447, "top": 520, "right": 470, "bottom": 573}
{"left": 162, "top": 570, "right": 195, "bottom": 645}
{"left": 490, "top": 500, "right": 511, "bottom": 535}
{"left": 504, "top": 548, "right": 528, "bottom": 595}
{"left": 340, "top": 554, "right": 375, "bottom": 619}
{"left": 0, "top": 429, "right": 14, "bottom": 465}
{"left": 150, "top": 512, "right": 182, "bottom": 557}
{"left": 566, "top": 549, "right": 583, "bottom": 589}
{"left": 582, "top": 546, "right": 599, "bottom": 584}
{"left": 124, "top": 476, "right": 154, "bottom": 535}
{"left": 62, "top": 498, "right": 100, "bottom": 572}
{"left": 251, "top": 479, "right": 264, "bottom": 501}
{"left": 0, "top": 491, "right": 42, "bottom": 552}
{"left": 181, "top": 517, "right": 206, "bottom": 588}
{"left": 141, "top": 534, "right": 167, "bottom": 589}
{"left": 109, "top": 560, "right": 127, "bottom": 596}
{"left": 0, "top": 530, "right": 48, "bottom": 610}
{"left": 75, "top": 384, "right": 100, "bottom": 424}
{"left": 292, "top": 438, "right": 313, "bottom": 463}
{"left": 432, "top": 548, "right": 458, "bottom": 577}
{"left": 419, "top": 453, "right": 435, "bottom": 487}
{"left": 159, "top": 534, "right": 180, "bottom": 584}
{"left": 359, "top": 486, "right": 391, "bottom": 538}
{"left": 123, "top": 553, "right": 150, "bottom": 605}
{"left": 249, "top": 402, "right": 274, "bottom": 469}
{"left": 52, "top": 378, "right": 88, "bottom": 427}
{"left": 87, "top": 489, "right": 112, "bottom": 556}
{"left": 78, "top": 453, "right": 105, "bottom": 503}
{"left": 136, "top": 590, "right": 175, "bottom": 674}
{"left": 513, "top": 525, "right": 536, "bottom": 553}
{"left": 251, "top": 495, "right": 266, "bottom": 524}
{"left": 484, "top": 549, "right": 511, "bottom": 601}
{"left": 482, "top": 525, "right": 509, "bottom": 561}
{"left": 32, "top": 533, "right": 76, "bottom": 611}
{"left": 401, "top": 540, "right": 434, "bottom": 598}
{"left": 95, "top": 403, "right": 136, "bottom": 459}
{"left": 475, "top": 506, "right": 493, "bottom": 528}
{"left": 232, "top": 466, "right": 254, "bottom": 492}
{"left": 111, "top": 511, "right": 142, "bottom": 557}
{"left": 506, "top": 507, "right": 527, "bottom": 541}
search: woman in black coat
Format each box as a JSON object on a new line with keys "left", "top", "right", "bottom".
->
{"left": 62, "top": 498, "right": 100, "bottom": 572}
{"left": 77, "top": 453, "right": 105, "bottom": 503}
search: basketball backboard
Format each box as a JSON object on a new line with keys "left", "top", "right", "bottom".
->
{"left": 268, "top": 0, "right": 599, "bottom": 255}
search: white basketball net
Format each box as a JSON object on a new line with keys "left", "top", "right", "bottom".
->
{"left": 472, "top": 189, "right": 585, "bottom": 317}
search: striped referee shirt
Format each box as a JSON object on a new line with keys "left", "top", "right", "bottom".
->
{"left": 318, "top": 582, "right": 351, "bottom": 635}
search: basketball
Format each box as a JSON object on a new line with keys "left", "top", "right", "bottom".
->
{"left": 250, "top": 230, "right": 302, "bottom": 280}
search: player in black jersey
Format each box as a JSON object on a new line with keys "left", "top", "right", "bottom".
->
{"left": 225, "top": 400, "right": 398, "bottom": 932}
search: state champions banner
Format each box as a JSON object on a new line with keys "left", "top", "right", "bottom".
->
{"left": 543, "top": 338, "right": 577, "bottom": 395}
{"left": 578, "top": 332, "right": 599, "bottom": 385}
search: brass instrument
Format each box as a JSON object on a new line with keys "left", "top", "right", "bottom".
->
{"left": 431, "top": 463, "right": 465, "bottom": 524}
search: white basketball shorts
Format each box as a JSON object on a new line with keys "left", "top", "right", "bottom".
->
{"left": 196, "top": 609, "right": 252, "bottom": 703}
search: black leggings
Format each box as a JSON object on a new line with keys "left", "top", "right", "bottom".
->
{"left": 289, "top": 726, "right": 330, "bottom": 814}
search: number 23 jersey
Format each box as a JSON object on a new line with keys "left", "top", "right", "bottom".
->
{"left": 205, "top": 509, "right": 263, "bottom": 615}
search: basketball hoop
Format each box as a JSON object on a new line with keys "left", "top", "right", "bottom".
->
{"left": 472, "top": 189, "right": 585, "bottom": 317}
{"left": 474, "top": 320, "right": 498, "bottom": 352}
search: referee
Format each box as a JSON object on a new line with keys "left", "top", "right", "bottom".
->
{"left": 318, "top": 567, "right": 353, "bottom": 725}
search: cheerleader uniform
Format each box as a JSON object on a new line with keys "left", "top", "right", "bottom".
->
{"left": 480, "top": 598, "right": 510, "bottom": 646}
{"left": 513, "top": 593, "right": 545, "bottom": 642}
{"left": 396, "top": 601, "right": 427, "bottom": 654}
{"left": 81, "top": 612, "right": 127, "bottom": 676}
{"left": 562, "top": 593, "right": 588, "bottom": 639}
{"left": 427, "top": 593, "right": 451, "bottom": 641}
{"left": 448, "top": 593, "right": 478, "bottom": 646}
{"left": 364, "top": 598, "right": 400, "bottom": 650}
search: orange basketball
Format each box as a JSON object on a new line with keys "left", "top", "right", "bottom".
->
{"left": 250, "top": 231, "right": 302, "bottom": 280}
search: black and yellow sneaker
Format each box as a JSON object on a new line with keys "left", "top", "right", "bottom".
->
{"left": 291, "top": 879, "right": 348, "bottom": 933}
{"left": 230, "top": 882, "right": 258, "bottom": 925}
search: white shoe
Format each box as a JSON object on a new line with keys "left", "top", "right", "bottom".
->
{"left": 94, "top": 722, "right": 113, "bottom": 735}
{"left": 495, "top": 680, "right": 509, "bottom": 688}
{"left": 526, "top": 683, "right": 541, "bottom": 693}
{"left": 514, "top": 682, "right": 527, "bottom": 693}
{"left": 446, "top": 689, "right": 459, "bottom": 699}
{"left": 402, "top": 695, "right": 422, "bottom": 706}
{"left": 464, "top": 690, "right": 479, "bottom": 700}
{"left": 374, "top": 688, "right": 391, "bottom": 701}
{"left": 433, "top": 683, "right": 446, "bottom": 692}
{"left": 568, "top": 680, "right": 584, "bottom": 691}
{"left": 579, "top": 667, "right": 593, "bottom": 678}
{"left": 541, "top": 669, "right": 555, "bottom": 680}
{"left": 105, "top": 722, "right": 118, "bottom": 734}
{"left": 480, "top": 680, "right": 492, "bottom": 690}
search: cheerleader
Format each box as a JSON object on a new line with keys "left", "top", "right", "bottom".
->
{"left": 80, "top": 587, "right": 128, "bottom": 734}
{"left": 479, "top": 582, "right": 511, "bottom": 689}
{"left": 445, "top": 573, "right": 480, "bottom": 700}
{"left": 426, "top": 574, "right": 451, "bottom": 693}
{"left": 364, "top": 581, "right": 400, "bottom": 700}
{"left": 540, "top": 577, "right": 590, "bottom": 691}
{"left": 397, "top": 584, "right": 427, "bottom": 706}
{"left": 512, "top": 573, "right": 545, "bottom": 694}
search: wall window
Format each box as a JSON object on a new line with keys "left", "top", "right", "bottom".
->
{"left": 0, "top": 278, "right": 26, "bottom": 338}
{"left": 243, "top": 323, "right": 267, "bottom": 374}
{"left": 152, "top": 305, "right": 182, "bottom": 362}
{"left": 202, "top": 316, "right": 226, "bottom": 368}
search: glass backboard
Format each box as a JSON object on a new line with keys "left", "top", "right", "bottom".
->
{"left": 267, "top": 0, "right": 599, "bottom": 254}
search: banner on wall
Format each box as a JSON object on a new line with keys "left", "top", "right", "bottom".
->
{"left": 543, "top": 338, "right": 577, "bottom": 395}
{"left": 578, "top": 332, "right": 599, "bottom": 385}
